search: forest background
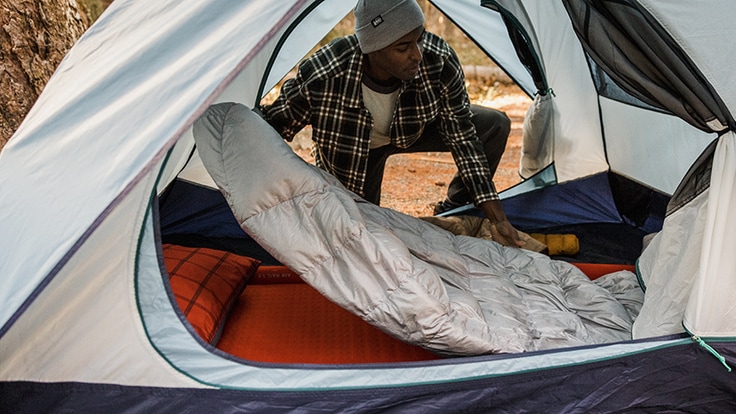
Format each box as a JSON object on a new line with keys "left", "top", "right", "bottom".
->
{"left": 1, "top": 0, "right": 530, "bottom": 216}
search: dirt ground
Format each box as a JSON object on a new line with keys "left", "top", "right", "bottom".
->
{"left": 291, "top": 82, "right": 532, "bottom": 217}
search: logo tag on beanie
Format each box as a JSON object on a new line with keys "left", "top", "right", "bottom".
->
{"left": 371, "top": 15, "right": 383, "bottom": 28}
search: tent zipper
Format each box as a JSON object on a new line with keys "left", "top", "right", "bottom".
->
{"left": 690, "top": 334, "right": 732, "bottom": 372}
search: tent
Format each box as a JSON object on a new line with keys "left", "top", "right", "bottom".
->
{"left": 1, "top": 0, "right": 734, "bottom": 411}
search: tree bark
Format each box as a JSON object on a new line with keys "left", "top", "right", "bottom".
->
{"left": 0, "top": 0, "right": 89, "bottom": 148}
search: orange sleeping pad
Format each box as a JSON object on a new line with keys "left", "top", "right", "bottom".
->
{"left": 216, "top": 263, "right": 636, "bottom": 364}
{"left": 216, "top": 267, "right": 440, "bottom": 364}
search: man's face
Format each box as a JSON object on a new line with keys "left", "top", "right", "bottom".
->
{"left": 366, "top": 26, "right": 424, "bottom": 82}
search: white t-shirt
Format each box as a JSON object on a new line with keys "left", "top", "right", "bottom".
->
{"left": 362, "top": 78, "right": 400, "bottom": 149}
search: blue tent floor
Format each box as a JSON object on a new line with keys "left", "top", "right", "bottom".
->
{"left": 521, "top": 222, "right": 647, "bottom": 265}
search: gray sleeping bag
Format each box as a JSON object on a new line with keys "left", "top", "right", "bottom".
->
{"left": 192, "top": 102, "right": 643, "bottom": 356}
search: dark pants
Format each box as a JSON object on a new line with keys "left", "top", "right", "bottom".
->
{"left": 363, "top": 105, "right": 510, "bottom": 205}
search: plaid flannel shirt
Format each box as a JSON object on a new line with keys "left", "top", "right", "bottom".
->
{"left": 261, "top": 32, "right": 498, "bottom": 205}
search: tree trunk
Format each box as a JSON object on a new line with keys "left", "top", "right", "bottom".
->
{"left": 0, "top": 0, "right": 89, "bottom": 148}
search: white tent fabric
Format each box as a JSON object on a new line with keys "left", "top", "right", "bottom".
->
{"left": 434, "top": 0, "right": 535, "bottom": 94}
{"left": 640, "top": 0, "right": 736, "bottom": 338}
{"left": 684, "top": 133, "right": 736, "bottom": 337}
{"left": 0, "top": 165, "right": 201, "bottom": 386}
{"left": 0, "top": 0, "right": 331, "bottom": 385}
{"left": 633, "top": 190, "right": 708, "bottom": 338}
{"left": 619, "top": 1, "right": 736, "bottom": 338}
{"left": 635, "top": 133, "right": 736, "bottom": 339}
{"left": 453, "top": 0, "right": 609, "bottom": 182}
{"left": 0, "top": 0, "right": 351, "bottom": 331}
{"left": 519, "top": 91, "right": 556, "bottom": 178}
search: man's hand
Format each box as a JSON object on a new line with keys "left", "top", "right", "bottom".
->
{"left": 479, "top": 200, "right": 525, "bottom": 248}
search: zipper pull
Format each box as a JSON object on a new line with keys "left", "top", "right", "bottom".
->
{"left": 692, "top": 335, "right": 732, "bottom": 372}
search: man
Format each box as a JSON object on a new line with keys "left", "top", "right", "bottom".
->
{"left": 260, "top": 0, "right": 523, "bottom": 247}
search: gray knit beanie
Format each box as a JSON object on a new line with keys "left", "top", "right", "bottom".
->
{"left": 354, "top": 0, "right": 426, "bottom": 54}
